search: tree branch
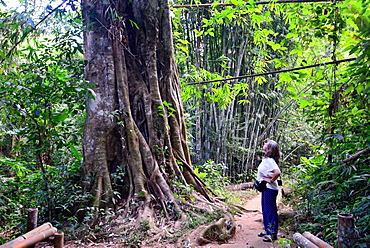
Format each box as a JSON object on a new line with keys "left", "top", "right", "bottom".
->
{"left": 1, "top": 0, "right": 68, "bottom": 64}
{"left": 343, "top": 147, "right": 370, "bottom": 164}
{"left": 267, "top": 117, "right": 287, "bottom": 123}
{"left": 186, "top": 58, "right": 357, "bottom": 85}
{"left": 172, "top": 0, "right": 343, "bottom": 9}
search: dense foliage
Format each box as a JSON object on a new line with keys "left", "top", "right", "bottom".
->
{"left": 175, "top": 0, "right": 369, "bottom": 246}
{"left": 290, "top": 1, "right": 370, "bottom": 245}
{"left": 0, "top": 1, "right": 89, "bottom": 241}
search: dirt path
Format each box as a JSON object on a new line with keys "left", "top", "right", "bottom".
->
{"left": 142, "top": 192, "right": 283, "bottom": 248}
{"left": 205, "top": 193, "right": 278, "bottom": 248}
{"left": 36, "top": 192, "right": 285, "bottom": 248}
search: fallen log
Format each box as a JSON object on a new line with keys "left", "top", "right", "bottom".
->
{"left": 8, "top": 227, "right": 57, "bottom": 248}
{"left": 0, "top": 223, "right": 53, "bottom": 248}
{"left": 302, "top": 231, "right": 334, "bottom": 248}
{"left": 224, "top": 182, "right": 254, "bottom": 191}
{"left": 293, "top": 232, "right": 319, "bottom": 248}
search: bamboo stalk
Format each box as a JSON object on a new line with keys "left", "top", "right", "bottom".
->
{"left": 27, "top": 208, "right": 38, "bottom": 248}
{"left": 53, "top": 232, "right": 64, "bottom": 248}
{"left": 26, "top": 208, "right": 38, "bottom": 232}
{"left": 8, "top": 227, "right": 57, "bottom": 248}
{"left": 302, "top": 231, "right": 334, "bottom": 248}
{"left": 293, "top": 232, "right": 319, "bottom": 248}
{"left": 338, "top": 213, "right": 358, "bottom": 248}
{"left": 0, "top": 223, "right": 53, "bottom": 248}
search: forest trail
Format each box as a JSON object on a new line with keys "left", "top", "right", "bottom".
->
{"left": 149, "top": 190, "right": 286, "bottom": 248}
{"left": 35, "top": 191, "right": 285, "bottom": 248}
{"left": 148, "top": 191, "right": 286, "bottom": 248}
{"left": 202, "top": 192, "right": 282, "bottom": 248}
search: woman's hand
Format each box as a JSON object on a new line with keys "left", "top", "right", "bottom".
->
{"left": 263, "top": 177, "right": 273, "bottom": 183}
{"left": 263, "top": 169, "right": 280, "bottom": 183}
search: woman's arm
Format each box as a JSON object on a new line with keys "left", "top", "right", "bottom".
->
{"left": 263, "top": 169, "right": 281, "bottom": 183}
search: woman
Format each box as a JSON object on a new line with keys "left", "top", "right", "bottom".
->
{"left": 257, "top": 140, "right": 281, "bottom": 242}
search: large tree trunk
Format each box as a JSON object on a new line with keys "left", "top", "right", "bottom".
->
{"left": 81, "top": 0, "right": 211, "bottom": 226}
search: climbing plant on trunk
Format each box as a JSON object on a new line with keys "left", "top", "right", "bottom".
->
{"left": 81, "top": 0, "right": 212, "bottom": 227}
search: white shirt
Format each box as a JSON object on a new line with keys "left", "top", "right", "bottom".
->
{"left": 257, "top": 157, "right": 280, "bottom": 190}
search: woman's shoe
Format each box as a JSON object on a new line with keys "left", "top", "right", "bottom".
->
{"left": 263, "top": 235, "right": 277, "bottom": 242}
{"left": 257, "top": 232, "right": 266, "bottom": 237}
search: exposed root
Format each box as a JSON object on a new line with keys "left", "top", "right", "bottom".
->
{"left": 136, "top": 199, "right": 162, "bottom": 234}
{"left": 63, "top": 191, "right": 246, "bottom": 248}
{"left": 228, "top": 202, "right": 261, "bottom": 214}
{"left": 177, "top": 213, "right": 236, "bottom": 247}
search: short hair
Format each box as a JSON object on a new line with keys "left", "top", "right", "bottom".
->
{"left": 264, "top": 140, "right": 280, "bottom": 164}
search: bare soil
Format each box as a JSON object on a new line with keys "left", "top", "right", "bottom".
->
{"left": 206, "top": 193, "right": 283, "bottom": 248}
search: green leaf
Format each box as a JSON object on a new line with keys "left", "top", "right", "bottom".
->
{"left": 69, "top": 145, "right": 83, "bottom": 161}
{"left": 351, "top": 106, "right": 359, "bottom": 115}
{"left": 194, "top": 168, "right": 207, "bottom": 178}
{"left": 286, "top": 32, "right": 296, "bottom": 39}
{"left": 298, "top": 99, "right": 312, "bottom": 108}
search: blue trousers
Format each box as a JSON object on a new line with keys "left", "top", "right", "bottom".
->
{"left": 261, "top": 188, "right": 279, "bottom": 235}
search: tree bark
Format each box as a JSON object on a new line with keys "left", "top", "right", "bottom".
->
{"left": 81, "top": 0, "right": 211, "bottom": 224}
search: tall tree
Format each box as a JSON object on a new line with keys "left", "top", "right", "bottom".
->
{"left": 81, "top": 0, "right": 212, "bottom": 227}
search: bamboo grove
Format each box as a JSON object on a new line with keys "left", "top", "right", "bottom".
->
{"left": 175, "top": 0, "right": 369, "bottom": 244}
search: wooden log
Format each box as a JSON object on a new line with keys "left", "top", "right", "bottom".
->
{"left": 241, "top": 182, "right": 254, "bottom": 190}
{"left": 0, "top": 223, "right": 53, "bottom": 248}
{"left": 293, "top": 233, "right": 319, "bottom": 248}
{"left": 53, "top": 232, "right": 64, "bottom": 248}
{"left": 8, "top": 227, "right": 57, "bottom": 248}
{"left": 27, "top": 208, "right": 38, "bottom": 248}
{"left": 224, "top": 182, "right": 254, "bottom": 191}
{"left": 302, "top": 231, "right": 334, "bottom": 248}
